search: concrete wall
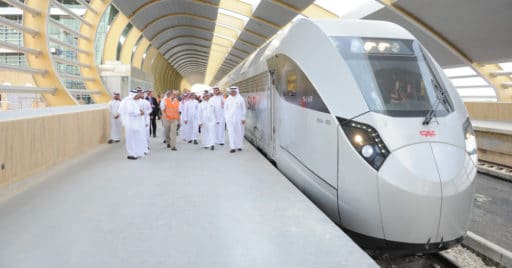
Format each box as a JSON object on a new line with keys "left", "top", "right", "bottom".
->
{"left": 0, "top": 105, "right": 109, "bottom": 196}
{"left": 466, "top": 102, "right": 512, "bottom": 167}
{"left": 465, "top": 102, "right": 512, "bottom": 122}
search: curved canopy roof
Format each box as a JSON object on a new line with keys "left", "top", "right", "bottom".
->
{"left": 111, "top": 0, "right": 512, "bottom": 92}
{"left": 111, "top": 0, "right": 329, "bottom": 85}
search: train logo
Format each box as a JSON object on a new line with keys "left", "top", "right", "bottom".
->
{"left": 420, "top": 130, "right": 436, "bottom": 137}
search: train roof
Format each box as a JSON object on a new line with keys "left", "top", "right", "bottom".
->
{"left": 217, "top": 18, "right": 415, "bottom": 87}
{"left": 308, "top": 18, "right": 415, "bottom": 40}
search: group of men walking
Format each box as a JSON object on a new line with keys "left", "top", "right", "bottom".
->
{"left": 107, "top": 86, "right": 247, "bottom": 160}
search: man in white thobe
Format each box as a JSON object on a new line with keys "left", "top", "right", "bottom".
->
{"left": 182, "top": 92, "right": 199, "bottom": 144}
{"left": 139, "top": 90, "right": 152, "bottom": 153}
{"left": 179, "top": 93, "right": 188, "bottom": 141}
{"left": 198, "top": 93, "right": 216, "bottom": 150}
{"left": 210, "top": 87, "right": 225, "bottom": 145}
{"left": 107, "top": 92, "right": 122, "bottom": 144}
{"left": 118, "top": 88, "right": 146, "bottom": 160}
{"left": 224, "top": 86, "right": 246, "bottom": 153}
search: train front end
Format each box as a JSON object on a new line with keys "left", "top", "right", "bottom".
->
{"left": 332, "top": 36, "right": 478, "bottom": 254}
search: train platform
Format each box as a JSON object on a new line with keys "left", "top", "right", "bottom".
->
{"left": 0, "top": 137, "right": 377, "bottom": 267}
{"left": 470, "top": 172, "right": 512, "bottom": 251}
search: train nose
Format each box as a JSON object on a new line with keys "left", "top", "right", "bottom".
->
{"left": 377, "top": 143, "right": 476, "bottom": 246}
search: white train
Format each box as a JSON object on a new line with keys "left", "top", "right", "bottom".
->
{"left": 218, "top": 19, "right": 477, "bottom": 255}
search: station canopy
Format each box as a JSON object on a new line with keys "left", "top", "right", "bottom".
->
{"left": 111, "top": 0, "right": 512, "bottom": 95}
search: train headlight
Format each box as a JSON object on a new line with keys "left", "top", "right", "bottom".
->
{"left": 463, "top": 118, "right": 478, "bottom": 163}
{"left": 339, "top": 119, "right": 390, "bottom": 170}
{"left": 361, "top": 145, "right": 374, "bottom": 158}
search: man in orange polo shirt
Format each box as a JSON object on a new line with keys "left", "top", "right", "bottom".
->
{"left": 162, "top": 90, "right": 180, "bottom": 150}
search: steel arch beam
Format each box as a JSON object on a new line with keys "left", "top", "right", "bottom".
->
{"left": 172, "top": 57, "right": 209, "bottom": 68}
{"left": 132, "top": 38, "right": 151, "bottom": 68}
{"left": 176, "top": 62, "right": 207, "bottom": 71}
{"left": 143, "top": 47, "right": 159, "bottom": 73}
{"left": 120, "top": 26, "right": 142, "bottom": 64}
{"left": 164, "top": 45, "right": 244, "bottom": 62}
{"left": 169, "top": 52, "right": 238, "bottom": 68}
{"left": 149, "top": 25, "right": 214, "bottom": 42}
{"left": 78, "top": 0, "right": 112, "bottom": 103}
{"left": 175, "top": 61, "right": 208, "bottom": 71}
{"left": 24, "top": 0, "right": 76, "bottom": 106}
{"left": 141, "top": 13, "right": 215, "bottom": 33}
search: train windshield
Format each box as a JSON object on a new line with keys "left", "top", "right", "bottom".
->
{"left": 331, "top": 37, "right": 453, "bottom": 117}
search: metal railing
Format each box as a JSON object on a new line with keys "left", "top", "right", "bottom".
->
{"left": 0, "top": 63, "right": 47, "bottom": 75}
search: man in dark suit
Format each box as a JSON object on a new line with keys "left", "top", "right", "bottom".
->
{"left": 146, "top": 90, "right": 159, "bottom": 138}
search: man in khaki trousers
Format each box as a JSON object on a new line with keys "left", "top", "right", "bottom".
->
{"left": 162, "top": 90, "right": 180, "bottom": 150}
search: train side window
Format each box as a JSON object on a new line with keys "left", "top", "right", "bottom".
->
{"left": 277, "top": 54, "right": 329, "bottom": 113}
{"left": 298, "top": 68, "right": 329, "bottom": 113}
{"left": 285, "top": 70, "right": 297, "bottom": 102}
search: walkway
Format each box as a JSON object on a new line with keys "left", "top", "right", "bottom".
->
{"left": 0, "top": 138, "right": 376, "bottom": 267}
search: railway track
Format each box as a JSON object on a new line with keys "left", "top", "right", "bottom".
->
{"left": 373, "top": 252, "right": 460, "bottom": 268}
{"left": 478, "top": 161, "right": 512, "bottom": 183}
{"left": 372, "top": 244, "right": 503, "bottom": 268}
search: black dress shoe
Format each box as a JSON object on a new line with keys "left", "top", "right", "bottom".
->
{"left": 219, "top": 143, "right": 224, "bottom": 146}
{"left": 153, "top": 135, "right": 156, "bottom": 138}
{"left": 171, "top": 147, "right": 177, "bottom": 151}
{"left": 193, "top": 140, "right": 198, "bottom": 144}
{"left": 167, "top": 144, "right": 171, "bottom": 148}
{"left": 237, "top": 148, "right": 242, "bottom": 151}
{"left": 204, "top": 146, "right": 208, "bottom": 149}
{"left": 108, "top": 139, "right": 113, "bottom": 144}
{"left": 211, "top": 145, "right": 214, "bottom": 151}
{"left": 127, "top": 156, "right": 137, "bottom": 160}
{"left": 163, "top": 140, "right": 166, "bottom": 143}
{"left": 115, "top": 140, "right": 120, "bottom": 143}
{"left": 188, "top": 140, "right": 192, "bottom": 143}
{"left": 230, "top": 149, "right": 236, "bottom": 153}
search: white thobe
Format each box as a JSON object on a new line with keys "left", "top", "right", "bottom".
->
{"left": 198, "top": 100, "right": 216, "bottom": 147}
{"left": 119, "top": 96, "right": 145, "bottom": 157}
{"left": 224, "top": 94, "right": 246, "bottom": 150}
{"left": 210, "top": 95, "right": 225, "bottom": 144}
{"left": 182, "top": 99, "right": 199, "bottom": 141}
{"left": 179, "top": 99, "right": 187, "bottom": 140}
{"left": 108, "top": 99, "right": 122, "bottom": 141}
{"left": 139, "top": 98, "right": 152, "bottom": 152}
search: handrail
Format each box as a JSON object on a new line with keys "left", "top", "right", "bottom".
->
{"left": 491, "top": 70, "right": 512, "bottom": 77}
{"left": 50, "top": 0, "right": 93, "bottom": 27}
{"left": 0, "top": 16, "right": 39, "bottom": 36}
{"left": 455, "top": 85, "right": 491, "bottom": 89}
{"left": 1, "top": 0, "right": 41, "bottom": 16}
{"left": 75, "top": 0, "right": 98, "bottom": 15}
{"left": 0, "top": 63, "right": 48, "bottom": 75}
{"left": 67, "top": 88, "right": 102, "bottom": 95}
{"left": 446, "top": 74, "right": 478, "bottom": 79}
{"left": 0, "top": 85, "right": 56, "bottom": 94}
{"left": 48, "top": 37, "right": 89, "bottom": 55}
{"left": 48, "top": 18, "right": 90, "bottom": 40}
{"left": 52, "top": 56, "right": 91, "bottom": 68}
{"left": 0, "top": 40, "right": 42, "bottom": 56}
{"left": 58, "top": 73, "right": 95, "bottom": 81}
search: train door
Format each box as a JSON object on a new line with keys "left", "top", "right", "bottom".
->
{"left": 268, "top": 54, "right": 340, "bottom": 223}
{"left": 273, "top": 54, "right": 338, "bottom": 188}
